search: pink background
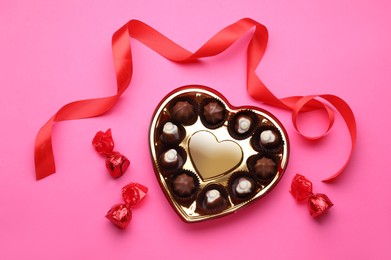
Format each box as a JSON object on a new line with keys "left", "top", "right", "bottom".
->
{"left": 1, "top": 0, "right": 390, "bottom": 259}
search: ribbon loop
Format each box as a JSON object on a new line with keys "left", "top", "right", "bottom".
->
{"left": 292, "top": 95, "right": 335, "bottom": 141}
{"left": 34, "top": 18, "right": 356, "bottom": 181}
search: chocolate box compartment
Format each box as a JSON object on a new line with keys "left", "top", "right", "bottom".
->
{"left": 149, "top": 85, "right": 289, "bottom": 223}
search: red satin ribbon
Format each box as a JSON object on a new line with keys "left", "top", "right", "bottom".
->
{"left": 34, "top": 18, "right": 357, "bottom": 181}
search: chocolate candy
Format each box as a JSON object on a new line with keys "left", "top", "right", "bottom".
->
{"left": 198, "top": 185, "right": 228, "bottom": 213}
{"left": 159, "top": 149, "right": 183, "bottom": 170}
{"left": 259, "top": 129, "right": 281, "bottom": 149}
{"left": 235, "top": 115, "right": 252, "bottom": 134}
{"left": 254, "top": 157, "right": 277, "bottom": 180}
{"left": 202, "top": 100, "right": 225, "bottom": 124}
{"left": 170, "top": 100, "right": 196, "bottom": 124}
{"left": 228, "top": 172, "right": 257, "bottom": 202}
{"left": 232, "top": 177, "right": 255, "bottom": 196}
{"left": 204, "top": 189, "right": 224, "bottom": 208}
{"left": 150, "top": 86, "right": 289, "bottom": 222}
{"left": 235, "top": 178, "right": 252, "bottom": 194}
{"left": 160, "top": 122, "right": 181, "bottom": 143}
{"left": 172, "top": 173, "right": 196, "bottom": 197}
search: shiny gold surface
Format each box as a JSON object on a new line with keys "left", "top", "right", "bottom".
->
{"left": 189, "top": 131, "right": 243, "bottom": 180}
{"left": 149, "top": 86, "right": 289, "bottom": 223}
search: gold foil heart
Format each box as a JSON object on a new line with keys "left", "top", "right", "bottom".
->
{"left": 149, "top": 85, "right": 289, "bottom": 223}
{"left": 189, "top": 131, "right": 243, "bottom": 180}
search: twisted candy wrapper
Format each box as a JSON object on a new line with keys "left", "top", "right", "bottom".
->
{"left": 106, "top": 183, "right": 148, "bottom": 229}
{"left": 290, "top": 174, "right": 333, "bottom": 218}
{"left": 92, "top": 129, "right": 130, "bottom": 178}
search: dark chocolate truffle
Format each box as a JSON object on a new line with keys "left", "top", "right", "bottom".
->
{"left": 172, "top": 173, "right": 196, "bottom": 197}
{"left": 159, "top": 149, "right": 183, "bottom": 170}
{"left": 203, "top": 101, "right": 225, "bottom": 124}
{"left": 171, "top": 101, "right": 196, "bottom": 124}
{"left": 161, "top": 122, "right": 180, "bottom": 143}
{"left": 259, "top": 129, "right": 281, "bottom": 148}
{"left": 254, "top": 157, "right": 277, "bottom": 180}
{"left": 234, "top": 114, "right": 252, "bottom": 134}
{"left": 203, "top": 189, "right": 226, "bottom": 209}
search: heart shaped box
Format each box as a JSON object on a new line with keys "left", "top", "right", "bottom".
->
{"left": 149, "top": 85, "right": 289, "bottom": 222}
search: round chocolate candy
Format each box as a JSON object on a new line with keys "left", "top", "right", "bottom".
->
{"left": 234, "top": 114, "right": 252, "bottom": 134}
{"left": 228, "top": 172, "right": 257, "bottom": 202}
{"left": 198, "top": 184, "right": 228, "bottom": 213}
{"left": 228, "top": 111, "right": 258, "bottom": 140}
{"left": 233, "top": 177, "right": 255, "bottom": 196}
{"left": 160, "top": 122, "right": 181, "bottom": 144}
{"left": 170, "top": 100, "right": 197, "bottom": 124}
{"left": 259, "top": 129, "right": 281, "bottom": 149}
{"left": 159, "top": 148, "right": 183, "bottom": 170}
{"left": 204, "top": 189, "right": 224, "bottom": 209}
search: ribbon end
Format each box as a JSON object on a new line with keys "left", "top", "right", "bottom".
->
{"left": 34, "top": 158, "right": 56, "bottom": 180}
{"left": 34, "top": 146, "right": 56, "bottom": 180}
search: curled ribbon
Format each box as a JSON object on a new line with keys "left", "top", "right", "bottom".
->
{"left": 34, "top": 18, "right": 356, "bottom": 181}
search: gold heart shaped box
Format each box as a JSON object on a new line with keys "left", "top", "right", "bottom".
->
{"left": 149, "top": 86, "right": 289, "bottom": 223}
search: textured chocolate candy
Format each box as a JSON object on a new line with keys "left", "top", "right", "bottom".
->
{"left": 170, "top": 101, "right": 196, "bottom": 124}
{"left": 202, "top": 101, "right": 225, "bottom": 124}
{"left": 172, "top": 173, "right": 196, "bottom": 197}
{"left": 254, "top": 157, "right": 277, "bottom": 180}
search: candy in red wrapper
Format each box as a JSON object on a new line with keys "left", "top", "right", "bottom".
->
{"left": 290, "top": 174, "right": 334, "bottom": 218}
{"left": 290, "top": 174, "right": 313, "bottom": 201}
{"left": 93, "top": 129, "right": 130, "bottom": 178}
{"left": 308, "top": 193, "right": 334, "bottom": 218}
{"left": 105, "top": 152, "right": 130, "bottom": 178}
{"left": 106, "top": 203, "right": 132, "bottom": 229}
{"left": 92, "top": 129, "right": 115, "bottom": 155}
{"left": 106, "top": 183, "right": 148, "bottom": 229}
{"left": 122, "top": 183, "right": 148, "bottom": 206}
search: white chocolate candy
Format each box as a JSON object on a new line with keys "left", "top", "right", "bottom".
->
{"left": 164, "top": 149, "right": 178, "bottom": 162}
{"left": 237, "top": 117, "right": 251, "bottom": 134}
{"left": 236, "top": 178, "right": 252, "bottom": 194}
{"left": 163, "top": 122, "right": 179, "bottom": 135}
{"left": 206, "top": 189, "right": 221, "bottom": 203}
{"left": 260, "top": 130, "right": 276, "bottom": 144}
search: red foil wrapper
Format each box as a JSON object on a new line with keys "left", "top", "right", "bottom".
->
{"left": 106, "top": 203, "right": 132, "bottom": 229}
{"left": 291, "top": 174, "right": 334, "bottom": 218}
{"left": 122, "top": 183, "right": 148, "bottom": 206}
{"left": 92, "top": 129, "right": 115, "bottom": 156}
{"left": 105, "top": 152, "right": 130, "bottom": 178}
{"left": 290, "top": 174, "right": 313, "bottom": 201}
{"left": 308, "top": 193, "right": 334, "bottom": 218}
